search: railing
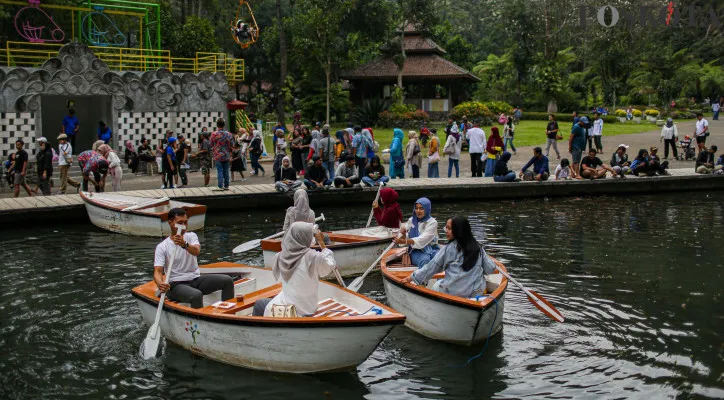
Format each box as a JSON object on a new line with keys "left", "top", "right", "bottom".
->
{"left": 3, "top": 42, "right": 244, "bottom": 82}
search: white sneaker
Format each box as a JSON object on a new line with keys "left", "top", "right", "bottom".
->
{"left": 161, "top": 184, "right": 166, "bottom": 189}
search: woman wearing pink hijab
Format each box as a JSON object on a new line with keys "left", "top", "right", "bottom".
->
{"left": 97, "top": 144, "right": 123, "bottom": 191}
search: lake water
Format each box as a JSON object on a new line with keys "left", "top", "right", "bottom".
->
{"left": 1, "top": 192, "right": 722, "bottom": 399}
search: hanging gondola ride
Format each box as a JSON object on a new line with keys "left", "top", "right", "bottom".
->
{"left": 230, "top": 0, "right": 259, "bottom": 49}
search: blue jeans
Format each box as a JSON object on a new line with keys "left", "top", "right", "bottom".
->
{"left": 484, "top": 158, "right": 496, "bottom": 177}
{"left": 504, "top": 137, "right": 516, "bottom": 152}
{"left": 428, "top": 162, "right": 439, "bottom": 178}
{"left": 304, "top": 178, "right": 331, "bottom": 189}
{"left": 215, "top": 160, "right": 230, "bottom": 188}
{"left": 494, "top": 171, "right": 516, "bottom": 182}
{"left": 447, "top": 159, "right": 459, "bottom": 177}
{"left": 323, "top": 161, "right": 335, "bottom": 180}
{"left": 361, "top": 175, "right": 390, "bottom": 186}
{"left": 714, "top": 110, "right": 720, "bottom": 120}
{"left": 410, "top": 246, "right": 439, "bottom": 269}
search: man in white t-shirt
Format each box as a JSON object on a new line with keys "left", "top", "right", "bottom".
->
{"left": 694, "top": 112, "right": 709, "bottom": 154}
{"left": 466, "top": 123, "right": 487, "bottom": 177}
{"left": 56, "top": 134, "right": 80, "bottom": 194}
{"left": 154, "top": 208, "right": 234, "bottom": 308}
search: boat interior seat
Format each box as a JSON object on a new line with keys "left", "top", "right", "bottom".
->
{"left": 311, "top": 298, "right": 360, "bottom": 317}
{"left": 485, "top": 274, "right": 503, "bottom": 292}
{"left": 233, "top": 277, "right": 257, "bottom": 297}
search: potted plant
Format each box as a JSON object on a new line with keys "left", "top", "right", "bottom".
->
{"left": 645, "top": 109, "right": 659, "bottom": 122}
{"left": 615, "top": 109, "right": 627, "bottom": 123}
{"left": 632, "top": 109, "right": 643, "bottom": 123}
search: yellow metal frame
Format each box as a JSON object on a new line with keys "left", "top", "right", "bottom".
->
{"left": 3, "top": 42, "right": 244, "bottom": 83}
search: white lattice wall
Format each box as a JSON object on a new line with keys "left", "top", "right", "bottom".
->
{"left": 0, "top": 112, "right": 37, "bottom": 160}
{"left": 116, "top": 111, "right": 225, "bottom": 151}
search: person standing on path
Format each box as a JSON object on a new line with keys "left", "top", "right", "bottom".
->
{"left": 503, "top": 116, "right": 516, "bottom": 154}
{"left": 97, "top": 121, "right": 112, "bottom": 144}
{"left": 545, "top": 114, "right": 560, "bottom": 159}
{"left": 351, "top": 127, "right": 373, "bottom": 178}
{"left": 466, "top": 123, "right": 486, "bottom": 177}
{"left": 569, "top": 117, "right": 588, "bottom": 179}
{"left": 162, "top": 137, "right": 177, "bottom": 189}
{"left": 443, "top": 126, "right": 461, "bottom": 177}
{"left": 592, "top": 112, "right": 604, "bottom": 154}
{"left": 61, "top": 109, "right": 79, "bottom": 149}
{"left": 56, "top": 134, "right": 80, "bottom": 194}
{"left": 35, "top": 137, "right": 53, "bottom": 196}
{"left": 513, "top": 107, "right": 522, "bottom": 125}
{"left": 405, "top": 131, "right": 422, "bottom": 178}
{"left": 176, "top": 135, "right": 190, "bottom": 187}
{"left": 191, "top": 131, "right": 212, "bottom": 186}
{"left": 210, "top": 118, "right": 233, "bottom": 190}
{"left": 12, "top": 139, "right": 33, "bottom": 197}
{"left": 484, "top": 127, "right": 503, "bottom": 177}
{"left": 712, "top": 101, "right": 720, "bottom": 120}
{"left": 389, "top": 128, "right": 405, "bottom": 179}
{"left": 427, "top": 128, "right": 440, "bottom": 178}
{"left": 248, "top": 130, "right": 266, "bottom": 177}
{"left": 694, "top": 112, "right": 710, "bottom": 154}
{"left": 317, "top": 127, "right": 337, "bottom": 180}
{"left": 660, "top": 118, "right": 679, "bottom": 159}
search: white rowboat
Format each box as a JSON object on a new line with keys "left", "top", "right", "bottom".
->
{"left": 261, "top": 226, "right": 398, "bottom": 277}
{"left": 80, "top": 192, "right": 206, "bottom": 237}
{"left": 131, "top": 262, "right": 405, "bottom": 373}
{"left": 381, "top": 248, "right": 507, "bottom": 346}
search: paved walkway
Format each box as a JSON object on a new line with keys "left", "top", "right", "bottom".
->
{"left": 1, "top": 119, "right": 719, "bottom": 199}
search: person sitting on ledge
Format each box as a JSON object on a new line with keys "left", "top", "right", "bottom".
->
{"left": 362, "top": 155, "right": 389, "bottom": 187}
{"left": 275, "top": 156, "right": 302, "bottom": 193}
{"left": 580, "top": 149, "right": 617, "bottom": 179}
{"left": 519, "top": 147, "right": 549, "bottom": 181}
{"left": 629, "top": 149, "right": 653, "bottom": 176}
{"left": 610, "top": 144, "right": 631, "bottom": 177}
{"left": 154, "top": 208, "right": 234, "bottom": 309}
{"left": 648, "top": 146, "right": 669, "bottom": 175}
{"left": 716, "top": 153, "right": 724, "bottom": 175}
{"left": 493, "top": 151, "right": 516, "bottom": 182}
{"left": 333, "top": 155, "right": 360, "bottom": 188}
{"left": 695, "top": 145, "right": 719, "bottom": 174}
{"left": 304, "top": 156, "right": 332, "bottom": 190}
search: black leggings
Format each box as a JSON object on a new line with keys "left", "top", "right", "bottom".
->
{"left": 168, "top": 274, "right": 235, "bottom": 309}
{"left": 663, "top": 139, "right": 678, "bottom": 159}
{"left": 164, "top": 166, "right": 174, "bottom": 188}
{"left": 470, "top": 153, "right": 483, "bottom": 177}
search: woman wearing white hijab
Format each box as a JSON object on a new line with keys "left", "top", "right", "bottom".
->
{"left": 252, "top": 222, "right": 336, "bottom": 316}
{"left": 283, "top": 189, "right": 315, "bottom": 231}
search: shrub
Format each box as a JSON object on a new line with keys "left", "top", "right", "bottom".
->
{"left": 632, "top": 109, "right": 643, "bottom": 117}
{"left": 351, "top": 99, "right": 390, "bottom": 126}
{"left": 377, "top": 108, "right": 430, "bottom": 128}
{"left": 645, "top": 109, "right": 660, "bottom": 117}
{"left": 481, "top": 101, "right": 513, "bottom": 115}
{"left": 450, "top": 101, "right": 494, "bottom": 125}
{"left": 389, "top": 103, "right": 416, "bottom": 114}
{"left": 615, "top": 109, "right": 627, "bottom": 117}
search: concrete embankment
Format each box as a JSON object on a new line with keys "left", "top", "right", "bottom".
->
{"left": 1, "top": 168, "right": 722, "bottom": 225}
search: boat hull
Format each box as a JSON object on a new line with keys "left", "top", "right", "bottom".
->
{"left": 84, "top": 201, "right": 205, "bottom": 237}
{"left": 135, "top": 298, "right": 395, "bottom": 373}
{"left": 383, "top": 276, "right": 505, "bottom": 346}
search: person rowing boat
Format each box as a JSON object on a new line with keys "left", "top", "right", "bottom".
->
{"left": 283, "top": 189, "right": 316, "bottom": 230}
{"left": 253, "top": 222, "right": 339, "bottom": 316}
{"left": 153, "top": 208, "right": 234, "bottom": 308}
{"left": 395, "top": 197, "right": 439, "bottom": 269}
{"left": 372, "top": 187, "right": 403, "bottom": 229}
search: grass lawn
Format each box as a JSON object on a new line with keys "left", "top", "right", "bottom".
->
{"left": 262, "top": 119, "right": 695, "bottom": 153}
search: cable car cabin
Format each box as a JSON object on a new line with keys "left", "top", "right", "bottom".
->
{"left": 231, "top": 0, "right": 259, "bottom": 49}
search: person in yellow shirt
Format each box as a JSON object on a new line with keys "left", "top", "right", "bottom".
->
{"left": 484, "top": 126, "right": 504, "bottom": 177}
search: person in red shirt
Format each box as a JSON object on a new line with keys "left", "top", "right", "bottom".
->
{"left": 372, "top": 188, "right": 403, "bottom": 228}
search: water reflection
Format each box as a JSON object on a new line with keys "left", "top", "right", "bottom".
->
{"left": 0, "top": 192, "right": 722, "bottom": 399}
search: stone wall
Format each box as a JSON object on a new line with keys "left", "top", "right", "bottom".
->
{"left": 0, "top": 112, "right": 36, "bottom": 160}
{"left": 116, "top": 111, "right": 224, "bottom": 151}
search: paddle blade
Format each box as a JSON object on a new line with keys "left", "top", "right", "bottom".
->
{"left": 139, "top": 323, "right": 161, "bottom": 360}
{"left": 347, "top": 277, "right": 363, "bottom": 292}
{"left": 527, "top": 290, "right": 565, "bottom": 323}
{"left": 232, "top": 239, "right": 262, "bottom": 254}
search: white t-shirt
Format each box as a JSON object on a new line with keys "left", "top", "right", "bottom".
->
{"left": 154, "top": 232, "right": 201, "bottom": 283}
{"left": 265, "top": 248, "right": 336, "bottom": 316}
{"left": 466, "top": 127, "right": 487, "bottom": 153}
{"left": 554, "top": 164, "right": 569, "bottom": 179}
{"left": 58, "top": 143, "right": 73, "bottom": 166}
{"left": 695, "top": 119, "right": 709, "bottom": 137}
{"left": 713, "top": 103, "right": 720, "bottom": 112}
{"left": 592, "top": 119, "right": 603, "bottom": 136}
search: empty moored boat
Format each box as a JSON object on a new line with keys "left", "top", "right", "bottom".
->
{"left": 131, "top": 262, "right": 405, "bottom": 373}
{"left": 261, "top": 226, "right": 398, "bottom": 277}
{"left": 381, "top": 248, "right": 507, "bottom": 346}
{"left": 80, "top": 191, "right": 206, "bottom": 237}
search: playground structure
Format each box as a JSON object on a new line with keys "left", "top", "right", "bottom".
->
{"left": 1, "top": 0, "right": 245, "bottom": 84}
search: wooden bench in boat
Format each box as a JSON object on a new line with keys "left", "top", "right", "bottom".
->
{"left": 311, "top": 298, "right": 361, "bottom": 318}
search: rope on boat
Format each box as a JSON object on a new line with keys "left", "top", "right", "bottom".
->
{"left": 452, "top": 296, "right": 499, "bottom": 367}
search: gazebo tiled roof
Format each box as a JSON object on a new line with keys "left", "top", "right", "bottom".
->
{"left": 342, "top": 54, "right": 479, "bottom": 81}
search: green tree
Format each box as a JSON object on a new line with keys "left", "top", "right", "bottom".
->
{"left": 529, "top": 47, "right": 576, "bottom": 112}
{"left": 174, "top": 16, "right": 219, "bottom": 58}
{"left": 472, "top": 51, "right": 517, "bottom": 102}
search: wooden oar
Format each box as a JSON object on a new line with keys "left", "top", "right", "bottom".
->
{"left": 232, "top": 214, "right": 325, "bottom": 254}
{"left": 122, "top": 197, "right": 170, "bottom": 212}
{"left": 140, "top": 224, "right": 183, "bottom": 359}
{"left": 348, "top": 233, "right": 402, "bottom": 292}
{"left": 493, "top": 265, "right": 564, "bottom": 323}
{"left": 365, "top": 182, "right": 386, "bottom": 228}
